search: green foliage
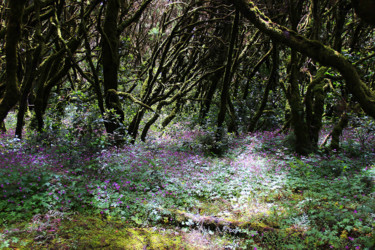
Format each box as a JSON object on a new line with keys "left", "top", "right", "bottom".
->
{"left": 1, "top": 119, "right": 375, "bottom": 248}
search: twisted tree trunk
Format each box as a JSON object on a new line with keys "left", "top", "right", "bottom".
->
{"left": 0, "top": 0, "right": 27, "bottom": 130}
{"left": 231, "top": 0, "right": 375, "bottom": 121}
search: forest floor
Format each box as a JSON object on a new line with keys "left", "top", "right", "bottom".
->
{"left": 0, "top": 118, "right": 375, "bottom": 249}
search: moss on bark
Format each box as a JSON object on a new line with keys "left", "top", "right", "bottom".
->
{"left": 231, "top": 0, "right": 375, "bottom": 120}
{"left": 287, "top": 51, "right": 313, "bottom": 155}
{"left": 0, "top": 0, "right": 27, "bottom": 123}
{"left": 330, "top": 112, "right": 349, "bottom": 150}
{"left": 305, "top": 67, "right": 328, "bottom": 146}
{"left": 102, "top": 0, "right": 123, "bottom": 134}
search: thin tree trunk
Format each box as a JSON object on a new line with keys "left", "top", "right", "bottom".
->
{"left": 248, "top": 45, "right": 278, "bottom": 132}
{"left": 216, "top": 10, "right": 239, "bottom": 142}
{"left": 162, "top": 102, "right": 181, "bottom": 128}
{"left": 242, "top": 46, "right": 273, "bottom": 100}
{"left": 128, "top": 109, "right": 146, "bottom": 142}
{"left": 226, "top": 95, "right": 238, "bottom": 135}
{"left": 330, "top": 112, "right": 349, "bottom": 150}
{"left": 199, "top": 70, "right": 223, "bottom": 123}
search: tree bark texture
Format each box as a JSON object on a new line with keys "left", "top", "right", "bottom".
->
{"left": 287, "top": 50, "right": 313, "bottom": 155}
{"left": 305, "top": 67, "right": 328, "bottom": 146}
{"left": 0, "top": 0, "right": 27, "bottom": 127}
{"left": 102, "top": 0, "right": 124, "bottom": 134}
{"left": 330, "top": 112, "right": 349, "bottom": 150}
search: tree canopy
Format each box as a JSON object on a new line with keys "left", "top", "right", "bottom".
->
{"left": 0, "top": 0, "right": 374, "bottom": 154}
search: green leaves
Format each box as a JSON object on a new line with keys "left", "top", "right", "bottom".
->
{"left": 148, "top": 27, "right": 159, "bottom": 36}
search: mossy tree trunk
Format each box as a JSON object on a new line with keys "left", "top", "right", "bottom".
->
{"left": 161, "top": 102, "right": 181, "bottom": 129}
{"left": 330, "top": 112, "right": 349, "bottom": 150}
{"left": 0, "top": 0, "right": 27, "bottom": 130}
{"left": 0, "top": 121, "right": 5, "bottom": 132}
{"left": 101, "top": 0, "right": 152, "bottom": 140}
{"left": 83, "top": 22, "right": 105, "bottom": 118}
{"left": 16, "top": 1, "right": 100, "bottom": 133}
{"left": 285, "top": 0, "right": 313, "bottom": 155}
{"left": 15, "top": 0, "right": 43, "bottom": 138}
{"left": 231, "top": 0, "right": 375, "bottom": 122}
{"left": 34, "top": 58, "right": 73, "bottom": 132}
{"left": 128, "top": 109, "right": 146, "bottom": 142}
{"left": 15, "top": 45, "right": 42, "bottom": 138}
{"left": 199, "top": 1, "right": 233, "bottom": 123}
{"left": 310, "top": 0, "right": 321, "bottom": 40}
{"left": 287, "top": 50, "right": 313, "bottom": 155}
{"left": 305, "top": 67, "right": 328, "bottom": 147}
{"left": 278, "top": 86, "right": 292, "bottom": 134}
{"left": 226, "top": 95, "right": 238, "bottom": 135}
{"left": 102, "top": 0, "right": 124, "bottom": 135}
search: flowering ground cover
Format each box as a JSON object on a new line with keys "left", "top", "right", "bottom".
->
{"left": 0, "top": 117, "right": 374, "bottom": 249}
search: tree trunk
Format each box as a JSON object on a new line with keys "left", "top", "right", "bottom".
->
{"left": 34, "top": 59, "right": 72, "bottom": 131}
{"left": 0, "top": 121, "right": 5, "bottom": 132}
{"left": 16, "top": 41, "right": 43, "bottom": 137}
{"left": 102, "top": 0, "right": 124, "bottom": 135}
{"left": 231, "top": 0, "right": 375, "bottom": 121}
{"left": 15, "top": 0, "right": 43, "bottom": 138}
{"left": 128, "top": 109, "right": 146, "bottom": 142}
{"left": 216, "top": 10, "right": 239, "bottom": 142}
{"left": 330, "top": 112, "right": 349, "bottom": 150}
{"left": 199, "top": 70, "right": 223, "bottom": 123}
{"left": 141, "top": 112, "right": 159, "bottom": 142}
{"left": 162, "top": 102, "right": 181, "bottom": 128}
{"left": 248, "top": 45, "right": 278, "bottom": 132}
{"left": 0, "top": 0, "right": 27, "bottom": 126}
{"left": 226, "top": 95, "right": 238, "bottom": 135}
{"left": 305, "top": 67, "right": 328, "bottom": 146}
{"left": 242, "top": 46, "right": 273, "bottom": 100}
{"left": 287, "top": 50, "right": 313, "bottom": 155}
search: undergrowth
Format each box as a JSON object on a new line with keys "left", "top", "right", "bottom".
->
{"left": 0, "top": 115, "right": 374, "bottom": 249}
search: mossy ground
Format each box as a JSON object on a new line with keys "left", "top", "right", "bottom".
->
{"left": 0, "top": 213, "right": 232, "bottom": 249}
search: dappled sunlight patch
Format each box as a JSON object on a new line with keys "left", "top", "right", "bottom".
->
{"left": 230, "top": 153, "right": 272, "bottom": 178}
{"left": 181, "top": 229, "right": 231, "bottom": 249}
{"left": 1, "top": 213, "right": 187, "bottom": 249}
{"left": 229, "top": 198, "right": 275, "bottom": 221}
{"left": 1, "top": 121, "right": 375, "bottom": 248}
{"left": 191, "top": 197, "right": 275, "bottom": 227}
